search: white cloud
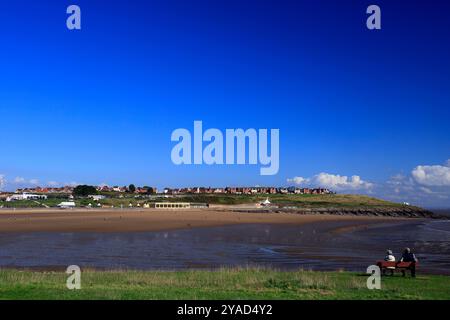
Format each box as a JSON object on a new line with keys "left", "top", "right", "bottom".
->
{"left": 287, "top": 172, "right": 373, "bottom": 191}
{"left": 14, "top": 177, "right": 26, "bottom": 183}
{"left": 386, "top": 174, "right": 415, "bottom": 192}
{"left": 380, "top": 162, "right": 450, "bottom": 207}
{"left": 48, "top": 181, "right": 59, "bottom": 187}
{"left": 411, "top": 159, "right": 450, "bottom": 187}
{"left": 12, "top": 177, "right": 41, "bottom": 186}
{"left": 419, "top": 187, "right": 434, "bottom": 194}
{"left": 286, "top": 176, "right": 310, "bottom": 185}
{"left": 314, "top": 173, "right": 373, "bottom": 190}
{"left": 65, "top": 181, "right": 79, "bottom": 187}
{"left": 289, "top": 159, "right": 450, "bottom": 207}
{"left": 29, "top": 179, "right": 39, "bottom": 185}
{"left": 0, "top": 175, "right": 6, "bottom": 191}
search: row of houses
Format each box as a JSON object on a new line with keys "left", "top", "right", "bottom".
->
{"left": 15, "top": 186, "right": 75, "bottom": 194}
{"left": 14, "top": 185, "right": 158, "bottom": 195}
{"left": 97, "top": 185, "right": 158, "bottom": 194}
{"left": 163, "top": 187, "right": 333, "bottom": 195}
{"left": 12, "top": 185, "right": 332, "bottom": 196}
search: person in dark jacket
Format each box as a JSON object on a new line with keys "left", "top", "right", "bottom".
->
{"left": 399, "top": 248, "right": 418, "bottom": 277}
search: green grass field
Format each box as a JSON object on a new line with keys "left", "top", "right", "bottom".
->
{"left": 0, "top": 193, "right": 413, "bottom": 209}
{"left": 173, "top": 193, "right": 407, "bottom": 208}
{"left": 1, "top": 268, "right": 449, "bottom": 300}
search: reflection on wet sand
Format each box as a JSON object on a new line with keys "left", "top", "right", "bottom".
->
{"left": 0, "top": 219, "right": 449, "bottom": 274}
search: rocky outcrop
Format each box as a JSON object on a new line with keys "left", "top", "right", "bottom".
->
{"left": 230, "top": 207, "right": 444, "bottom": 219}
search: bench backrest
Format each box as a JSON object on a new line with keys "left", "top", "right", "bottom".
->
{"left": 376, "top": 261, "right": 418, "bottom": 268}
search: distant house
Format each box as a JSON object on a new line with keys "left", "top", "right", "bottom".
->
{"left": 0, "top": 193, "right": 11, "bottom": 201}
{"left": 88, "top": 195, "right": 106, "bottom": 201}
{"left": 268, "top": 187, "right": 277, "bottom": 194}
{"left": 300, "top": 188, "right": 311, "bottom": 194}
{"left": 225, "top": 187, "right": 237, "bottom": 194}
{"left": 136, "top": 187, "right": 149, "bottom": 194}
{"left": 278, "top": 187, "right": 289, "bottom": 194}
{"left": 113, "top": 186, "right": 127, "bottom": 192}
{"left": 97, "top": 185, "right": 112, "bottom": 192}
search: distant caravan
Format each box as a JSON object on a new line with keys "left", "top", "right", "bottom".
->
{"left": 57, "top": 201, "right": 76, "bottom": 209}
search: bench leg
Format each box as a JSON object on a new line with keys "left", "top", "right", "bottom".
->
{"left": 410, "top": 266, "right": 416, "bottom": 278}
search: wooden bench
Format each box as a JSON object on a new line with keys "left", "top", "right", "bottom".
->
{"left": 376, "top": 261, "right": 418, "bottom": 277}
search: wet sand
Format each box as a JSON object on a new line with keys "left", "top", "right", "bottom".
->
{"left": 0, "top": 208, "right": 409, "bottom": 233}
{"left": 1, "top": 209, "right": 448, "bottom": 274}
{"left": 1, "top": 219, "right": 448, "bottom": 274}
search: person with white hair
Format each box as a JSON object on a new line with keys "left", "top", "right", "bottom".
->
{"left": 383, "top": 249, "right": 396, "bottom": 275}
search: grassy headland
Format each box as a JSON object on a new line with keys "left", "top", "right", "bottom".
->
{"left": 175, "top": 193, "right": 407, "bottom": 208}
{"left": 0, "top": 193, "right": 417, "bottom": 209}
{"left": 1, "top": 268, "right": 449, "bottom": 300}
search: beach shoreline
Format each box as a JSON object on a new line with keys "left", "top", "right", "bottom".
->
{"left": 0, "top": 208, "right": 414, "bottom": 233}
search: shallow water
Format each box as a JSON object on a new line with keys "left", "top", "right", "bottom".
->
{"left": 0, "top": 219, "right": 449, "bottom": 274}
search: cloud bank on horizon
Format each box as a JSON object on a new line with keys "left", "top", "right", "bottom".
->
{"left": 287, "top": 173, "right": 373, "bottom": 191}
{"left": 286, "top": 159, "right": 450, "bottom": 208}
{"left": 13, "top": 177, "right": 39, "bottom": 186}
{"left": 411, "top": 161, "right": 450, "bottom": 187}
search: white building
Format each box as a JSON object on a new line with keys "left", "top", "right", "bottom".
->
{"left": 88, "top": 195, "right": 106, "bottom": 201}
{"left": 154, "top": 202, "right": 190, "bottom": 209}
{"left": 57, "top": 201, "right": 76, "bottom": 208}
{"left": 6, "top": 193, "right": 48, "bottom": 201}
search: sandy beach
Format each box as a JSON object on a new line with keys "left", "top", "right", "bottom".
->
{"left": 0, "top": 208, "right": 407, "bottom": 233}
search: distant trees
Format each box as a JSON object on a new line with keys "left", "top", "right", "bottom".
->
{"left": 73, "top": 185, "right": 97, "bottom": 197}
{"left": 143, "top": 186, "right": 157, "bottom": 194}
{"left": 74, "top": 184, "right": 156, "bottom": 195}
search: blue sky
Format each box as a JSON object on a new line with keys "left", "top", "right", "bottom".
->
{"left": 0, "top": 0, "right": 449, "bottom": 207}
